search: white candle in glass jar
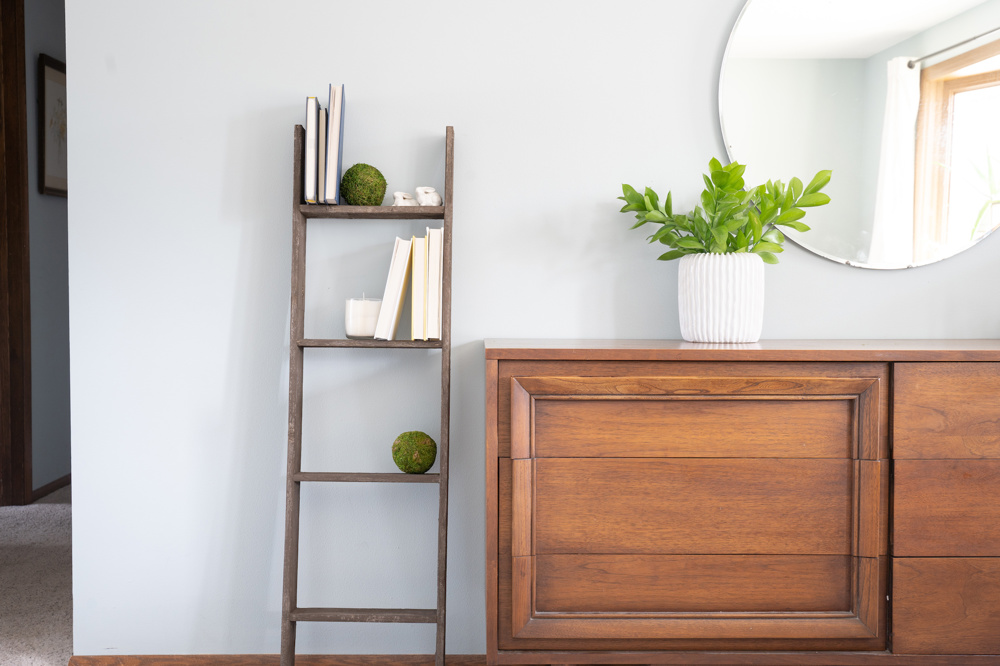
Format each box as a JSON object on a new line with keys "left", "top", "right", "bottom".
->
{"left": 345, "top": 297, "right": 381, "bottom": 338}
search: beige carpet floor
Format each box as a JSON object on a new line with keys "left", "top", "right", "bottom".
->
{"left": 0, "top": 485, "right": 72, "bottom": 665}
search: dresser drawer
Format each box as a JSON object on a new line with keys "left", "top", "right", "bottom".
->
{"left": 894, "top": 460, "right": 1000, "bottom": 556}
{"left": 894, "top": 363, "right": 1000, "bottom": 459}
{"left": 893, "top": 558, "right": 1000, "bottom": 654}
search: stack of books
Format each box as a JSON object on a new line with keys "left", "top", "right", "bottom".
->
{"left": 373, "top": 228, "right": 445, "bottom": 341}
{"left": 303, "top": 84, "right": 345, "bottom": 204}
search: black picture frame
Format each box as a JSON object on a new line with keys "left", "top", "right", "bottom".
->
{"left": 38, "top": 53, "right": 67, "bottom": 197}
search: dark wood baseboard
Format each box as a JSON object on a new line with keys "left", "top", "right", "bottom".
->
{"left": 32, "top": 472, "right": 69, "bottom": 502}
{"left": 69, "top": 656, "right": 485, "bottom": 666}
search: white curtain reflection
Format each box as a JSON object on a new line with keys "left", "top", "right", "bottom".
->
{"left": 868, "top": 57, "right": 921, "bottom": 266}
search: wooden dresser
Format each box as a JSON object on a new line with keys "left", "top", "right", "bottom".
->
{"left": 484, "top": 340, "right": 1000, "bottom": 665}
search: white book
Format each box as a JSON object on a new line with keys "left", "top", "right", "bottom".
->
{"left": 303, "top": 96, "right": 319, "bottom": 203}
{"left": 324, "top": 84, "right": 345, "bottom": 204}
{"left": 410, "top": 235, "right": 427, "bottom": 340}
{"left": 426, "top": 227, "right": 444, "bottom": 340}
{"left": 373, "top": 237, "right": 413, "bottom": 340}
{"left": 317, "top": 107, "right": 327, "bottom": 204}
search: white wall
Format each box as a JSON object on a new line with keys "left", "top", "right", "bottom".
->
{"left": 66, "top": 0, "right": 1000, "bottom": 657}
{"left": 25, "top": 0, "right": 70, "bottom": 491}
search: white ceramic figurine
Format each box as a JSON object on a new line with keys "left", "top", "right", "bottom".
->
{"left": 415, "top": 186, "right": 442, "bottom": 206}
{"left": 392, "top": 191, "right": 418, "bottom": 206}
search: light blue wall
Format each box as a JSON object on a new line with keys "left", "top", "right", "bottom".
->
{"left": 25, "top": 0, "right": 70, "bottom": 491}
{"left": 66, "top": 0, "right": 1000, "bottom": 657}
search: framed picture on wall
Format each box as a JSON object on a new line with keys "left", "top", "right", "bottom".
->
{"left": 38, "top": 54, "right": 67, "bottom": 197}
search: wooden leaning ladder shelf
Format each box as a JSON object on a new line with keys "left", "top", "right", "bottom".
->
{"left": 280, "top": 125, "right": 454, "bottom": 666}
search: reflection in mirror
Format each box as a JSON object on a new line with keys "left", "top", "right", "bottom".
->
{"left": 720, "top": 0, "right": 1000, "bottom": 268}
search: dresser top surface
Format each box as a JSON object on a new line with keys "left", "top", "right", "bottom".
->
{"left": 484, "top": 339, "right": 1000, "bottom": 362}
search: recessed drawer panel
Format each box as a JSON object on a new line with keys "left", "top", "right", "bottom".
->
{"left": 533, "top": 458, "right": 852, "bottom": 555}
{"left": 535, "top": 554, "right": 851, "bottom": 613}
{"left": 533, "top": 398, "right": 852, "bottom": 458}
{"left": 895, "top": 362, "right": 1000, "bottom": 459}
{"left": 894, "top": 460, "right": 1000, "bottom": 556}
{"left": 893, "top": 557, "right": 1000, "bottom": 654}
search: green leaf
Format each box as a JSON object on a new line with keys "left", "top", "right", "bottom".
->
{"left": 703, "top": 173, "right": 715, "bottom": 193}
{"left": 730, "top": 163, "right": 746, "bottom": 180}
{"left": 762, "top": 228, "right": 785, "bottom": 244}
{"left": 664, "top": 191, "right": 673, "bottom": 217}
{"left": 657, "top": 249, "right": 688, "bottom": 261}
{"left": 701, "top": 190, "right": 715, "bottom": 214}
{"left": 750, "top": 211, "right": 762, "bottom": 245}
{"left": 650, "top": 224, "right": 676, "bottom": 241}
{"left": 757, "top": 251, "right": 779, "bottom": 264}
{"left": 724, "top": 216, "right": 747, "bottom": 234}
{"left": 620, "top": 203, "right": 645, "bottom": 213}
{"left": 711, "top": 227, "right": 729, "bottom": 251}
{"left": 621, "top": 183, "right": 644, "bottom": 206}
{"left": 709, "top": 157, "right": 723, "bottom": 172}
{"left": 629, "top": 217, "right": 649, "bottom": 229}
{"left": 796, "top": 192, "right": 831, "bottom": 207}
{"left": 776, "top": 220, "right": 811, "bottom": 232}
{"left": 644, "top": 187, "right": 659, "bottom": 212}
{"left": 803, "top": 170, "right": 832, "bottom": 195}
{"left": 643, "top": 194, "right": 654, "bottom": 211}
{"left": 736, "top": 229, "right": 749, "bottom": 250}
{"left": 751, "top": 241, "right": 784, "bottom": 254}
{"left": 676, "top": 237, "right": 707, "bottom": 250}
{"left": 645, "top": 209, "right": 668, "bottom": 222}
{"left": 790, "top": 177, "right": 803, "bottom": 200}
{"left": 776, "top": 208, "right": 806, "bottom": 223}
{"left": 711, "top": 170, "right": 731, "bottom": 188}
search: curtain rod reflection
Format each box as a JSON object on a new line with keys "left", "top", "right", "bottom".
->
{"left": 908, "top": 26, "right": 1000, "bottom": 68}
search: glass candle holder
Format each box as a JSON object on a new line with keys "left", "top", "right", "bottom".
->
{"left": 345, "top": 297, "right": 381, "bottom": 339}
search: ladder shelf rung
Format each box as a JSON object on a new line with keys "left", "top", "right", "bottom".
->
{"left": 299, "top": 338, "right": 444, "bottom": 349}
{"left": 299, "top": 204, "right": 445, "bottom": 220}
{"left": 293, "top": 472, "right": 440, "bottom": 484}
{"left": 291, "top": 607, "right": 438, "bottom": 624}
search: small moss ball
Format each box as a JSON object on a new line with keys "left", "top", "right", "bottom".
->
{"left": 340, "top": 163, "right": 387, "bottom": 206}
{"left": 392, "top": 431, "right": 437, "bottom": 474}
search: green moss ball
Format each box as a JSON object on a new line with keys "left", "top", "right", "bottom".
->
{"left": 392, "top": 431, "right": 437, "bottom": 474}
{"left": 340, "top": 163, "right": 387, "bottom": 206}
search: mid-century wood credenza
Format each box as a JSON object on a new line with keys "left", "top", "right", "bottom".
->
{"left": 485, "top": 340, "right": 1000, "bottom": 665}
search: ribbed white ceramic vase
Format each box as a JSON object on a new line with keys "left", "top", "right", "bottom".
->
{"left": 678, "top": 253, "right": 764, "bottom": 343}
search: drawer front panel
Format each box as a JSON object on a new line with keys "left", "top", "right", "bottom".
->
{"left": 534, "top": 554, "right": 851, "bottom": 613}
{"left": 493, "top": 361, "right": 890, "bottom": 458}
{"left": 894, "top": 459, "right": 1000, "bottom": 556}
{"left": 532, "top": 458, "right": 852, "bottom": 555}
{"left": 893, "top": 557, "right": 1000, "bottom": 654}
{"left": 894, "top": 362, "right": 1000, "bottom": 459}
{"left": 533, "top": 398, "right": 852, "bottom": 458}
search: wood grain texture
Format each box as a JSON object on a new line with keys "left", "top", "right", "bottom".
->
{"left": 894, "top": 363, "right": 1000, "bottom": 459}
{"left": 857, "top": 461, "right": 882, "bottom": 557}
{"left": 530, "top": 458, "right": 852, "bottom": 555}
{"left": 533, "top": 554, "right": 852, "bottom": 612}
{"left": 510, "top": 459, "right": 531, "bottom": 557}
{"left": 484, "top": 339, "right": 1000, "bottom": 361}
{"left": 532, "top": 397, "right": 853, "bottom": 459}
{"left": 893, "top": 557, "right": 1000, "bottom": 654}
{"left": 69, "top": 657, "right": 485, "bottom": 666}
{"left": 299, "top": 204, "right": 445, "bottom": 219}
{"left": 490, "top": 653, "right": 999, "bottom": 665}
{"left": 484, "top": 359, "right": 499, "bottom": 660}
{"left": 894, "top": 459, "right": 1000, "bottom": 556}
{"left": 495, "top": 361, "right": 889, "bottom": 458}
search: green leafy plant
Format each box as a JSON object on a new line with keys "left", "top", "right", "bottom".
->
{"left": 618, "top": 158, "right": 832, "bottom": 264}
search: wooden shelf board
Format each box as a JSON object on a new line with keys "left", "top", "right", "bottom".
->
{"left": 300, "top": 204, "right": 444, "bottom": 220}
{"left": 292, "top": 607, "right": 438, "bottom": 624}
{"left": 293, "top": 472, "right": 440, "bottom": 484}
{"left": 299, "top": 338, "right": 443, "bottom": 349}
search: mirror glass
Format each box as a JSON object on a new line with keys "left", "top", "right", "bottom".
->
{"left": 720, "top": 0, "right": 1000, "bottom": 268}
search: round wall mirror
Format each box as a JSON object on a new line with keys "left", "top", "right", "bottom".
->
{"left": 720, "top": 0, "right": 1000, "bottom": 269}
